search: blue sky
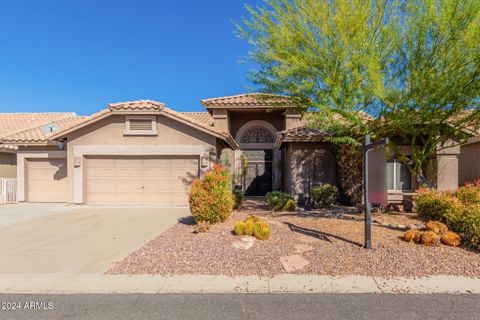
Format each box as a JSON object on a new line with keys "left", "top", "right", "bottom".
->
{"left": 0, "top": 0, "right": 263, "bottom": 114}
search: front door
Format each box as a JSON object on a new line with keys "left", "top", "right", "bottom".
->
{"left": 243, "top": 150, "right": 273, "bottom": 196}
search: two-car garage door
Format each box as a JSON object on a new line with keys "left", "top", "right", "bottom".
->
{"left": 85, "top": 156, "right": 199, "bottom": 206}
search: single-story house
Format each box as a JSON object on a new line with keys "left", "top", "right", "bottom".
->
{"left": 0, "top": 112, "right": 79, "bottom": 178}
{"left": 0, "top": 93, "right": 479, "bottom": 206}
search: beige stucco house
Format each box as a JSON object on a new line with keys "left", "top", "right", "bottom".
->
{"left": 0, "top": 112, "right": 78, "bottom": 179}
{"left": 0, "top": 93, "right": 479, "bottom": 206}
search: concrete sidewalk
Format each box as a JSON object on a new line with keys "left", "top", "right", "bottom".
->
{"left": 0, "top": 274, "right": 479, "bottom": 294}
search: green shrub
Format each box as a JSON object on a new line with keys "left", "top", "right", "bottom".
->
{"left": 283, "top": 198, "right": 296, "bottom": 211}
{"left": 244, "top": 220, "right": 255, "bottom": 236}
{"left": 266, "top": 191, "right": 294, "bottom": 211}
{"left": 311, "top": 184, "right": 339, "bottom": 208}
{"left": 416, "top": 187, "right": 480, "bottom": 250}
{"left": 234, "top": 221, "right": 245, "bottom": 236}
{"left": 455, "top": 184, "right": 480, "bottom": 205}
{"left": 253, "top": 221, "right": 270, "bottom": 240}
{"left": 446, "top": 204, "right": 480, "bottom": 249}
{"left": 189, "top": 164, "right": 235, "bottom": 224}
{"left": 415, "top": 188, "right": 463, "bottom": 221}
{"left": 233, "top": 190, "right": 245, "bottom": 210}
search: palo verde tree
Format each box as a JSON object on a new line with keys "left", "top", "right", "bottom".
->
{"left": 237, "top": 0, "right": 480, "bottom": 187}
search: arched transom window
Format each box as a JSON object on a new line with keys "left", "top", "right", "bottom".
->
{"left": 241, "top": 127, "right": 274, "bottom": 143}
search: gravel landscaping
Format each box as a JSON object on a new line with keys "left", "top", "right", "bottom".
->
{"left": 108, "top": 206, "right": 480, "bottom": 278}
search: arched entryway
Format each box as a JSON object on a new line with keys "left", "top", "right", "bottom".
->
{"left": 235, "top": 120, "right": 277, "bottom": 196}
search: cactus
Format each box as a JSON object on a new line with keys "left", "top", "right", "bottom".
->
{"left": 234, "top": 221, "right": 245, "bottom": 236}
{"left": 403, "top": 230, "right": 418, "bottom": 242}
{"left": 441, "top": 232, "right": 461, "bottom": 247}
{"left": 244, "top": 220, "right": 255, "bottom": 236}
{"left": 426, "top": 221, "right": 448, "bottom": 234}
{"left": 245, "top": 215, "right": 260, "bottom": 224}
{"left": 253, "top": 221, "right": 270, "bottom": 240}
{"left": 420, "top": 231, "right": 440, "bottom": 246}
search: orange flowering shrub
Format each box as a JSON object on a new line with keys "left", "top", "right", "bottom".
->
{"left": 455, "top": 183, "right": 480, "bottom": 205}
{"left": 189, "top": 164, "right": 235, "bottom": 224}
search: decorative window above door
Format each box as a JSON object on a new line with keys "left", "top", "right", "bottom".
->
{"left": 241, "top": 127, "right": 274, "bottom": 143}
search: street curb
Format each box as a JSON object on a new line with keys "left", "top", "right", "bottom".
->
{"left": 0, "top": 274, "right": 478, "bottom": 294}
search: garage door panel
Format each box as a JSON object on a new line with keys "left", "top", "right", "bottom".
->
{"left": 86, "top": 156, "right": 198, "bottom": 206}
{"left": 27, "top": 158, "right": 68, "bottom": 203}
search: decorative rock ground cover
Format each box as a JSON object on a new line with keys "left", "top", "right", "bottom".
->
{"left": 108, "top": 210, "right": 480, "bottom": 278}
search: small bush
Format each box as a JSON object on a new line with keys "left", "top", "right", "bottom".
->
{"left": 283, "top": 199, "right": 296, "bottom": 211}
{"left": 415, "top": 188, "right": 463, "bottom": 221}
{"left": 233, "top": 190, "right": 245, "bottom": 210}
{"left": 447, "top": 204, "right": 480, "bottom": 249}
{"left": 311, "top": 184, "right": 338, "bottom": 208}
{"left": 441, "top": 232, "right": 461, "bottom": 247}
{"left": 253, "top": 221, "right": 270, "bottom": 240}
{"left": 195, "top": 221, "right": 210, "bottom": 233}
{"left": 455, "top": 184, "right": 480, "bottom": 205}
{"left": 244, "top": 220, "right": 255, "bottom": 236}
{"left": 266, "top": 191, "right": 294, "bottom": 211}
{"left": 234, "top": 221, "right": 245, "bottom": 236}
{"left": 189, "top": 165, "right": 235, "bottom": 224}
{"left": 420, "top": 231, "right": 440, "bottom": 246}
{"left": 426, "top": 221, "right": 449, "bottom": 234}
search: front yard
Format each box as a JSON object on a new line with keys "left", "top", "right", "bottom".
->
{"left": 108, "top": 204, "right": 480, "bottom": 278}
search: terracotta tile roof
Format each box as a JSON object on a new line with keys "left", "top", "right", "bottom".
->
{"left": 180, "top": 112, "right": 213, "bottom": 126}
{"left": 0, "top": 112, "right": 76, "bottom": 139}
{"left": 275, "top": 126, "right": 331, "bottom": 148}
{"left": 108, "top": 100, "right": 165, "bottom": 111}
{"left": 201, "top": 93, "right": 294, "bottom": 108}
{"left": 2, "top": 116, "right": 87, "bottom": 144}
{"left": 48, "top": 100, "right": 238, "bottom": 149}
{"left": 0, "top": 144, "right": 18, "bottom": 153}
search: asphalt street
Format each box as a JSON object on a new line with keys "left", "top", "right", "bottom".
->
{"left": 1, "top": 293, "right": 479, "bottom": 320}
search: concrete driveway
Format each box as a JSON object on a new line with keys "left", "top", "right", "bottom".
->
{"left": 0, "top": 204, "right": 189, "bottom": 274}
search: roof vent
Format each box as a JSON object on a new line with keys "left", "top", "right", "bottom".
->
{"left": 41, "top": 124, "right": 60, "bottom": 135}
{"left": 124, "top": 115, "right": 157, "bottom": 136}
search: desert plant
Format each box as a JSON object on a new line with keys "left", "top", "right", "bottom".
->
{"left": 234, "top": 221, "right": 245, "bottom": 236}
{"left": 413, "top": 231, "right": 424, "bottom": 244}
{"left": 420, "top": 231, "right": 440, "bottom": 246}
{"left": 244, "top": 220, "right": 255, "bottom": 236}
{"left": 265, "top": 191, "right": 294, "bottom": 211}
{"left": 415, "top": 188, "right": 463, "bottom": 221}
{"left": 253, "top": 221, "right": 270, "bottom": 240}
{"left": 426, "top": 221, "right": 449, "bottom": 234}
{"left": 189, "top": 164, "right": 235, "bottom": 224}
{"left": 195, "top": 221, "right": 210, "bottom": 233}
{"left": 455, "top": 184, "right": 480, "bottom": 205}
{"left": 233, "top": 189, "right": 245, "bottom": 210}
{"left": 311, "top": 184, "right": 339, "bottom": 208}
{"left": 245, "top": 215, "right": 260, "bottom": 224}
{"left": 403, "top": 230, "right": 418, "bottom": 242}
{"left": 446, "top": 204, "right": 480, "bottom": 250}
{"left": 283, "top": 199, "right": 296, "bottom": 211}
{"left": 441, "top": 232, "right": 461, "bottom": 247}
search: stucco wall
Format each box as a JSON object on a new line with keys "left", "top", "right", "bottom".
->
{"left": 228, "top": 110, "right": 285, "bottom": 138}
{"left": 65, "top": 114, "right": 219, "bottom": 204}
{"left": 0, "top": 152, "right": 16, "bottom": 178}
{"left": 459, "top": 141, "right": 480, "bottom": 185}
{"left": 286, "top": 142, "right": 336, "bottom": 203}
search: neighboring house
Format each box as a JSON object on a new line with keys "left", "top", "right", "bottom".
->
{"left": 0, "top": 113, "right": 78, "bottom": 178}
{"left": 0, "top": 93, "right": 478, "bottom": 206}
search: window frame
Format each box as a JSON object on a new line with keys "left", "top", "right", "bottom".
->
{"left": 387, "top": 158, "right": 413, "bottom": 192}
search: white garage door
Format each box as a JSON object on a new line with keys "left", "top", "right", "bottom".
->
{"left": 86, "top": 156, "right": 199, "bottom": 206}
{"left": 27, "top": 158, "right": 68, "bottom": 203}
